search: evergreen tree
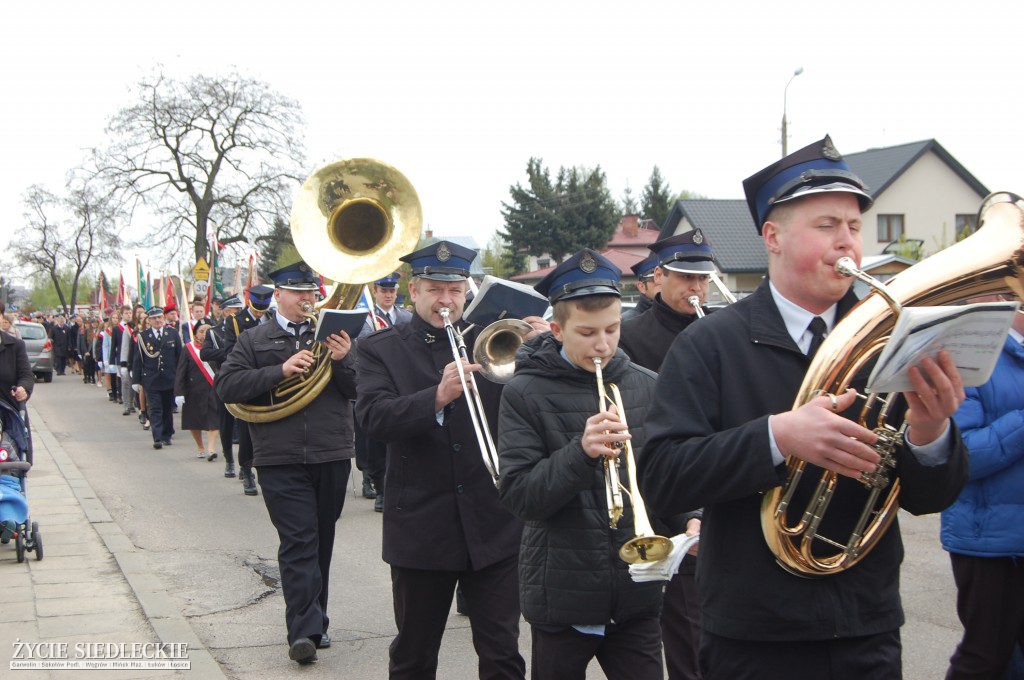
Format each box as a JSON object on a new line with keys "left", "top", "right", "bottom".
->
{"left": 620, "top": 185, "right": 638, "bottom": 215}
{"left": 640, "top": 165, "right": 673, "bottom": 227}
{"left": 257, "top": 216, "right": 296, "bottom": 279}
{"left": 500, "top": 158, "right": 618, "bottom": 274}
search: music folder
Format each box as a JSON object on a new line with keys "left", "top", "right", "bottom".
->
{"left": 314, "top": 308, "right": 369, "bottom": 343}
{"left": 464, "top": 275, "right": 550, "bottom": 327}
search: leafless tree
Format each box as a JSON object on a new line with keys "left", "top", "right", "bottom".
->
{"left": 92, "top": 70, "right": 307, "bottom": 265}
{"left": 9, "top": 183, "right": 123, "bottom": 315}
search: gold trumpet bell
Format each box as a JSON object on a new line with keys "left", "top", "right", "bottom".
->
{"left": 620, "top": 535, "right": 674, "bottom": 564}
{"left": 291, "top": 158, "right": 422, "bottom": 284}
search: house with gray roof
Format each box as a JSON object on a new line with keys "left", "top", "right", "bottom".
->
{"left": 658, "top": 138, "right": 989, "bottom": 297}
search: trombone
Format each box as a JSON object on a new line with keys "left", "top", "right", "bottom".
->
{"left": 439, "top": 307, "right": 501, "bottom": 487}
{"left": 593, "top": 357, "right": 673, "bottom": 564}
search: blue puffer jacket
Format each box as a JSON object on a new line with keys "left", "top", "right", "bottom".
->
{"left": 941, "top": 335, "right": 1024, "bottom": 557}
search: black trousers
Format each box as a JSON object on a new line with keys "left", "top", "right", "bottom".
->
{"left": 701, "top": 629, "right": 902, "bottom": 680}
{"left": 530, "top": 617, "right": 663, "bottom": 680}
{"left": 147, "top": 388, "right": 175, "bottom": 443}
{"left": 55, "top": 355, "right": 67, "bottom": 374}
{"left": 217, "top": 399, "right": 235, "bottom": 465}
{"left": 389, "top": 556, "right": 525, "bottom": 680}
{"left": 663, "top": 560, "right": 702, "bottom": 680}
{"left": 258, "top": 458, "right": 351, "bottom": 645}
{"left": 947, "top": 552, "right": 1024, "bottom": 679}
{"left": 238, "top": 419, "right": 253, "bottom": 470}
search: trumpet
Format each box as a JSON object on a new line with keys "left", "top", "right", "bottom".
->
{"left": 439, "top": 307, "right": 501, "bottom": 486}
{"left": 687, "top": 296, "right": 705, "bottom": 319}
{"left": 593, "top": 357, "right": 673, "bottom": 564}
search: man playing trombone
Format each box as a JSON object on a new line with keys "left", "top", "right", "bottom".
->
{"left": 497, "top": 248, "right": 665, "bottom": 680}
{"left": 355, "top": 240, "right": 546, "bottom": 680}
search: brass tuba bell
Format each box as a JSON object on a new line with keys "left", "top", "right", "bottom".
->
{"left": 761, "top": 192, "right": 1024, "bottom": 576}
{"left": 226, "top": 158, "right": 422, "bottom": 423}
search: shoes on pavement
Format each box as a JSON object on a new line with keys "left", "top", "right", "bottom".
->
{"left": 122, "top": 407, "right": 132, "bottom": 416}
{"left": 195, "top": 451, "right": 206, "bottom": 459}
{"left": 317, "top": 633, "right": 331, "bottom": 649}
{"left": 207, "top": 451, "right": 218, "bottom": 462}
{"left": 374, "top": 494, "right": 384, "bottom": 513}
{"left": 153, "top": 442, "right": 163, "bottom": 450}
{"left": 362, "top": 478, "right": 377, "bottom": 499}
{"left": 288, "top": 638, "right": 317, "bottom": 665}
{"left": 161, "top": 440, "right": 172, "bottom": 447}
{"left": 224, "top": 462, "right": 236, "bottom": 478}
{"left": 242, "top": 469, "right": 258, "bottom": 496}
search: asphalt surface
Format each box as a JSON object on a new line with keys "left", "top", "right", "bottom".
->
{"left": 2, "top": 374, "right": 966, "bottom": 679}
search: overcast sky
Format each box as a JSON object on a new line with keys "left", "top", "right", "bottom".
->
{"left": 3, "top": 1, "right": 1023, "bottom": 277}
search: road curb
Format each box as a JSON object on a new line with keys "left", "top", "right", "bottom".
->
{"left": 28, "top": 402, "right": 231, "bottom": 679}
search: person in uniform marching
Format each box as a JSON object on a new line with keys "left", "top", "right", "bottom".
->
{"left": 201, "top": 295, "right": 246, "bottom": 478}
{"left": 355, "top": 272, "right": 413, "bottom": 510}
{"left": 221, "top": 285, "right": 274, "bottom": 495}
{"left": 132, "top": 307, "right": 183, "bottom": 450}
{"left": 216, "top": 260, "right": 357, "bottom": 665}
{"left": 356, "top": 240, "right": 547, "bottom": 680}
{"left": 621, "top": 254, "right": 660, "bottom": 321}
{"left": 497, "top": 248, "right": 666, "bottom": 680}
{"left": 176, "top": 323, "right": 220, "bottom": 461}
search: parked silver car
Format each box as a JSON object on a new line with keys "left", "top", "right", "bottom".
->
{"left": 14, "top": 322, "right": 53, "bottom": 383}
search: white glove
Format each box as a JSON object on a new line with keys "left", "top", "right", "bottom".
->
{"left": 175, "top": 396, "right": 185, "bottom": 407}
{"left": 119, "top": 366, "right": 128, "bottom": 378}
{"left": 131, "top": 384, "right": 140, "bottom": 393}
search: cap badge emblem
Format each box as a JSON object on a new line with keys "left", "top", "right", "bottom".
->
{"left": 821, "top": 138, "right": 842, "bottom": 161}
{"left": 692, "top": 230, "right": 703, "bottom": 245}
{"left": 579, "top": 252, "right": 597, "bottom": 274}
{"left": 436, "top": 244, "right": 452, "bottom": 262}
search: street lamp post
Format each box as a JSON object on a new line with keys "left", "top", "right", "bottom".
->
{"left": 781, "top": 67, "right": 804, "bottom": 157}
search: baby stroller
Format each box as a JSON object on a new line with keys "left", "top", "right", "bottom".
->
{"left": 0, "top": 398, "right": 42, "bottom": 562}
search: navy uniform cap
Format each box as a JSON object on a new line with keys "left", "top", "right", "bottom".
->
{"left": 268, "top": 260, "right": 319, "bottom": 291}
{"left": 630, "top": 255, "right": 659, "bottom": 280}
{"left": 146, "top": 306, "right": 164, "bottom": 318}
{"left": 221, "top": 295, "right": 244, "bottom": 309}
{"left": 650, "top": 229, "right": 717, "bottom": 274}
{"left": 248, "top": 285, "right": 275, "bottom": 312}
{"left": 400, "top": 240, "right": 476, "bottom": 281}
{"left": 742, "top": 134, "right": 873, "bottom": 234}
{"left": 375, "top": 272, "right": 401, "bottom": 289}
{"left": 534, "top": 249, "right": 622, "bottom": 304}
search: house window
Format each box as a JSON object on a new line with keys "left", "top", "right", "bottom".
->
{"left": 955, "top": 213, "right": 978, "bottom": 239}
{"left": 877, "top": 214, "right": 904, "bottom": 243}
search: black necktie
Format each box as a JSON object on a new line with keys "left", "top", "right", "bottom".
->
{"left": 806, "top": 316, "right": 827, "bottom": 358}
{"left": 287, "top": 321, "right": 303, "bottom": 338}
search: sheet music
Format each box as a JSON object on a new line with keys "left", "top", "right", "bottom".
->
{"left": 866, "top": 301, "right": 1018, "bottom": 393}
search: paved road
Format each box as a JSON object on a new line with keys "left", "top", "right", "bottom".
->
{"left": 7, "top": 375, "right": 966, "bottom": 678}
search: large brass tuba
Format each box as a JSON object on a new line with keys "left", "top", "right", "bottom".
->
{"left": 227, "top": 158, "right": 421, "bottom": 423}
{"left": 761, "top": 192, "right": 1024, "bottom": 576}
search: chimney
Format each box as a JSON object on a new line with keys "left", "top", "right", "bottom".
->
{"left": 424, "top": 228, "right": 433, "bottom": 239}
{"left": 622, "top": 214, "right": 639, "bottom": 238}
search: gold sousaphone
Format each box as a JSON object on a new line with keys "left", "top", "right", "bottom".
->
{"left": 227, "top": 159, "right": 421, "bottom": 423}
{"left": 761, "top": 192, "right": 1024, "bottom": 576}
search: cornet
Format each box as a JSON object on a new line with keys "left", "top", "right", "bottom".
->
{"left": 593, "top": 357, "right": 673, "bottom": 564}
{"left": 687, "top": 296, "right": 705, "bottom": 319}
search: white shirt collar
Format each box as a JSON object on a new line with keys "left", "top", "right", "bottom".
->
{"left": 769, "top": 281, "right": 838, "bottom": 354}
{"left": 275, "top": 310, "right": 307, "bottom": 333}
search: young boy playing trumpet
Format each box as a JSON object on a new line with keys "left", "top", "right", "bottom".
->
{"left": 497, "top": 249, "right": 665, "bottom": 680}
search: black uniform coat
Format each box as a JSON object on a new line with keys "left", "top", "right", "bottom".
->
{"left": 620, "top": 293, "right": 652, "bottom": 321}
{"left": 175, "top": 342, "right": 219, "bottom": 431}
{"left": 618, "top": 293, "right": 704, "bottom": 372}
{"left": 131, "top": 327, "right": 182, "bottom": 392}
{"left": 215, "top": 320, "right": 356, "bottom": 466}
{"left": 199, "top": 318, "right": 231, "bottom": 370}
{"left": 637, "top": 279, "right": 969, "bottom": 642}
{"left": 497, "top": 334, "right": 663, "bottom": 626}
{"left": 355, "top": 313, "right": 522, "bottom": 572}
{"left": 49, "top": 324, "right": 70, "bottom": 359}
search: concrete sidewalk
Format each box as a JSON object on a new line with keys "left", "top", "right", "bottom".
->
{"left": 0, "top": 403, "right": 227, "bottom": 679}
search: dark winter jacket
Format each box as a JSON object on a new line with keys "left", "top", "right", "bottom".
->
{"left": 638, "top": 278, "right": 968, "bottom": 642}
{"left": 942, "top": 335, "right": 1024, "bottom": 557}
{"left": 498, "top": 334, "right": 664, "bottom": 626}
{"left": 355, "top": 313, "right": 522, "bottom": 572}
{"left": 620, "top": 294, "right": 653, "bottom": 321}
{"left": 0, "top": 332, "right": 33, "bottom": 409}
{"left": 215, "top": 318, "right": 356, "bottom": 466}
{"left": 618, "top": 293, "right": 705, "bottom": 372}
